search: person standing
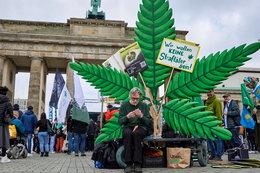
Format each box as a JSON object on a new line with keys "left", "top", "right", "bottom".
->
{"left": 0, "top": 86, "right": 13, "bottom": 163}
{"left": 119, "top": 87, "right": 151, "bottom": 173}
{"left": 205, "top": 89, "right": 223, "bottom": 161}
{"left": 13, "top": 104, "right": 23, "bottom": 120}
{"left": 66, "top": 115, "right": 74, "bottom": 155}
{"left": 71, "top": 119, "right": 88, "bottom": 156}
{"left": 223, "top": 93, "right": 242, "bottom": 148}
{"left": 86, "top": 119, "right": 97, "bottom": 151}
{"left": 21, "top": 106, "right": 38, "bottom": 156}
{"left": 49, "top": 118, "right": 58, "bottom": 153}
{"left": 36, "top": 112, "right": 51, "bottom": 157}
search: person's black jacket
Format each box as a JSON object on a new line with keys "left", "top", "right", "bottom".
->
{"left": 87, "top": 119, "right": 97, "bottom": 136}
{"left": 71, "top": 119, "right": 88, "bottom": 134}
{"left": 0, "top": 94, "right": 13, "bottom": 126}
{"left": 224, "top": 99, "right": 240, "bottom": 128}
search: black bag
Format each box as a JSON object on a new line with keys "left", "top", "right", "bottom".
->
{"left": 4, "top": 114, "right": 11, "bottom": 123}
{"left": 47, "top": 122, "right": 55, "bottom": 136}
{"left": 91, "top": 139, "right": 120, "bottom": 169}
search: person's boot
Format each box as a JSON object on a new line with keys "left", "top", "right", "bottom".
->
{"left": 44, "top": 152, "right": 49, "bottom": 157}
{"left": 134, "top": 162, "right": 142, "bottom": 173}
{"left": 40, "top": 152, "right": 44, "bottom": 157}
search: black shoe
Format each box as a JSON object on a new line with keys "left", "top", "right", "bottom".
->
{"left": 134, "top": 163, "right": 142, "bottom": 173}
{"left": 67, "top": 152, "right": 71, "bottom": 155}
{"left": 44, "top": 152, "right": 49, "bottom": 157}
{"left": 40, "top": 152, "right": 44, "bottom": 157}
{"left": 209, "top": 155, "right": 215, "bottom": 160}
{"left": 75, "top": 153, "right": 79, "bottom": 157}
{"left": 81, "top": 153, "right": 86, "bottom": 156}
{"left": 124, "top": 164, "right": 132, "bottom": 173}
{"left": 214, "top": 156, "right": 223, "bottom": 161}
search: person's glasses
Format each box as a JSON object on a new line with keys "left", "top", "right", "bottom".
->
{"left": 131, "top": 97, "right": 140, "bottom": 101}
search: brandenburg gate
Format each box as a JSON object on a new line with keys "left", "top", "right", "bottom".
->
{"left": 0, "top": 17, "right": 188, "bottom": 116}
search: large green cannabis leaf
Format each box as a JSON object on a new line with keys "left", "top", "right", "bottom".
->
{"left": 69, "top": 62, "right": 145, "bottom": 102}
{"left": 163, "top": 99, "right": 232, "bottom": 140}
{"left": 167, "top": 43, "right": 260, "bottom": 99}
{"left": 134, "top": 0, "right": 176, "bottom": 101}
{"left": 95, "top": 112, "right": 123, "bottom": 144}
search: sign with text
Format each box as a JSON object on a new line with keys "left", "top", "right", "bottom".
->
{"left": 103, "top": 42, "right": 148, "bottom": 76}
{"left": 156, "top": 38, "right": 200, "bottom": 73}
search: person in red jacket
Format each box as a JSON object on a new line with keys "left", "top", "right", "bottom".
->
{"left": 105, "top": 102, "right": 120, "bottom": 122}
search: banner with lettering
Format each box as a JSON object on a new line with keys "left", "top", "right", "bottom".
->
{"left": 156, "top": 38, "right": 200, "bottom": 73}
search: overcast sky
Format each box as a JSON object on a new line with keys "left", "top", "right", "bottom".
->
{"left": 0, "top": 0, "right": 259, "bottom": 112}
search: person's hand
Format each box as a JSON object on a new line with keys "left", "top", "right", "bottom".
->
{"left": 134, "top": 109, "right": 143, "bottom": 118}
{"left": 127, "top": 111, "right": 135, "bottom": 119}
{"left": 223, "top": 112, "right": 227, "bottom": 115}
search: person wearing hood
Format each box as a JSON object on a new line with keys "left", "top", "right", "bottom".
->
{"left": 21, "top": 105, "right": 38, "bottom": 156}
{"left": 0, "top": 86, "right": 13, "bottom": 163}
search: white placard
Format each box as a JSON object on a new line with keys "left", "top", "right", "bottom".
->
{"left": 156, "top": 38, "right": 200, "bottom": 73}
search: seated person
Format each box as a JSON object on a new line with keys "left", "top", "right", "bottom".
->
{"left": 118, "top": 87, "right": 151, "bottom": 173}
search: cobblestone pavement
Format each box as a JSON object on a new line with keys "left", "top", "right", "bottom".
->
{"left": 0, "top": 152, "right": 260, "bottom": 173}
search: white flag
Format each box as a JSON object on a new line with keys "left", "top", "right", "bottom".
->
{"left": 57, "top": 85, "right": 72, "bottom": 123}
{"left": 71, "top": 55, "right": 85, "bottom": 108}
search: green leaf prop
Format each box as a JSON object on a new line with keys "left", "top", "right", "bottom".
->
{"left": 95, "top": 112, "right": 123, "bottom": 144}
{"left": 163, "top": 99, "right": 232, "bottom": 140}
{"left": 167, "top": 43, "right": 260, "bottom": 99}
{"left": 69, "top": 0, "right": 260, "bottom": 144}
{"left": 69, "top": 62, "right": 144, "bottom": 102}
{"left": 134, "top": 0, "right": 176, "bottom": 101}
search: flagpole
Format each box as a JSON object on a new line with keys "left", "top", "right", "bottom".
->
{"left": 100, "top": 96, "right": 104, "bottom": 129}
{"left": 138, "top": 72, "right": 158, "bottom": 137}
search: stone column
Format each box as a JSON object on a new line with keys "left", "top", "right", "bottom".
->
{"left": 66, "top": 59, "right": 74, "bottom": 98}
{"left": 1, "top": 56, "right": 16, "bottom": 102}
{"left": 0, "top": 55, "right": 6, "bottom": 86}
{"left": 28, "top": 56, "right": 43, "bottom": 117}
{"left": 38, "top": 59, "right": 47, "bottom": 116}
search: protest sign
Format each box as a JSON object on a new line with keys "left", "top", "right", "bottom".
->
{"left": 156, "top": 38, "right": 200, "bottom": 73}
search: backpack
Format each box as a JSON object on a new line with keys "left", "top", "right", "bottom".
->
{"left": 91, "top": 139, "right": 121, "bottom": 169}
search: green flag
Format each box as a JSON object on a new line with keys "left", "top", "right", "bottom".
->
{"left": 241, "top": 83, "right": 254, "bottom": 113}
{"left": 72, "top": 105, "right": 89, "bottom": 123}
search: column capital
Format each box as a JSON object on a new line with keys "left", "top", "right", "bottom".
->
{"left": 29, "top": 56, "right": 43, "bottom": 61}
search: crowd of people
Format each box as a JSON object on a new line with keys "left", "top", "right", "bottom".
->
{"left": 1, "top": 80, "right": 260, "bottom": 173}
{"left": 0, "top": 86, "right": 99, "bottom": 164}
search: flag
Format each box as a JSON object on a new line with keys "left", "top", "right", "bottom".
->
{"left": 241, "top": 83, "right": 254, "bottom": 113}
{"left": 71, "top": 56, "right": 85, "bottom": 108}
{"left": 240, "top": 106, "right": 255, "bottom": 130}
{"left": 72, "top": 105, "right": 89, "bottom": 123}
{"left": 253, "top": 84, "right": 260, "bottom": 100}
{"left": 49, "top": 69, "right": 65, "bottom": 108}
{"left": 49, "top": 105, "right": 53, "bottom": 122}
{"left": 57, "top": 84, "right": 72, "bottom": 123}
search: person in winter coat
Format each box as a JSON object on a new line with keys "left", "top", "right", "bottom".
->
{"left": 205, "top": 89, "right": 223, "bottom": 161}
{"left": 0, "top": 86, "right": 13, "bottom": 163}
{"left": 66, "top": 115, "right": 74, "bottom": 155}
{"left": 223, "top": 93, "right": 242, "bottom": 148}
{"left": 86, "top": 119, "right": 97, "bottom": 151}
{"left": 118, "top": 87, "right": 151, "bottom": 173}
{"left": 36, "top": 112, "right": 51, "bottom": 157}
{"left": 71, "top": 119, "right": 88, "bottom": 156}
{"left": 21, "top": 106, "right": 38, "bottom": 156}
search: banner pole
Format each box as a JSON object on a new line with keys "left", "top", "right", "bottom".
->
{"left": 138, "top": 72, "right": 158, "bottom": 137}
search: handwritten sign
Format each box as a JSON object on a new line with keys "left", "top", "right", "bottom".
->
{"left": 156, "top": 38, "right": 200, "bottom": 73}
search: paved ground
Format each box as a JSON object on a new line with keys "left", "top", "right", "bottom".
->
{"left": 0, "top": 152, "right": 260, "bottom": 173}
